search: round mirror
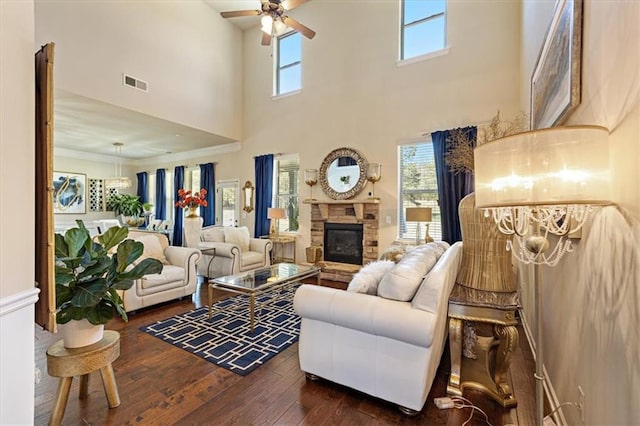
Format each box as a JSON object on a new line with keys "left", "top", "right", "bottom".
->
{"left": 319, "top": 147, "right": 368, "bottom": 200}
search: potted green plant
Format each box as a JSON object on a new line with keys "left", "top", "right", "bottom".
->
{"left": 55, "top": 220, "right": 163, "bottom": 347}
{"left": 108, "top": 193, "right": 144, "bottom": 226}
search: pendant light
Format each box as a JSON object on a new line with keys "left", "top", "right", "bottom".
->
{"left": 104, "top": 142, "right": 131, "bottom": 189}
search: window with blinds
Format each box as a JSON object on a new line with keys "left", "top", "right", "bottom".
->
{"left": 398, "top": 139, "right": 441, "bottom": 241}
{"left": 274, "top": 157, "right": 300, "bottom": 232}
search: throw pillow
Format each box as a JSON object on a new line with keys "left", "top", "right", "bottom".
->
{"left": 134, "top": 235, "right": 169, "bottom": 265}
{"left": 224, "top": 226, "right": 250, "bottom": 252}
{"left": 202, "top": 227, "right": 225, "bottom": 243}
{"left": 347, "top": 260, "right": 396, "bottom": 295}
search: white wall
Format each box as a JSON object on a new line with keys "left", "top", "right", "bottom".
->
{"left": 238, "top": 0, "right": 522, "bottom": 259}
{"left": 132, "top": 0, "right": 522, "bottom": 261}
{"left": 521, "top": 1, "right": 640, "bottom": 424}
{"left": 0, "top": 0, "right": 37, "bottom": 423}
{"left": 35, "top": 0, "right": 244, "bottom": 140}
{"left": 53, "top": 154, "right": 138, "bottom": 227}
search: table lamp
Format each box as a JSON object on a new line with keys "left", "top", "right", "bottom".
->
{"left": 405, "top": 207, "right": 433, "bottom": 244}
{"left": 267, "top": 207, "right": 286, "bottom": 237}
{"left": 474, "top": 125, "right": 610, "bottom": 426}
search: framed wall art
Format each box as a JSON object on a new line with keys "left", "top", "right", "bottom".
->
{"left": 530, "top": 0, "right": 583, "bottom": 130}
{"left": 53, "top": 171, "right": 86, "bottom": 214}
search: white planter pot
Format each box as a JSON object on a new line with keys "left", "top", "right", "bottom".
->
{"left": 59, "top": 319, "right": 105, "bottom": 348}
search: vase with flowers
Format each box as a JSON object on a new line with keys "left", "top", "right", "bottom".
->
{"left": 175, "top": 188, "right": 208, "bottom": 247}
{"left": 175, "top": 188, "right": 208, "bottom": 218}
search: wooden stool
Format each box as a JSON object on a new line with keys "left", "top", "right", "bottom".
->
{"left": 46, "top": 330, "right": 121, "bottom": 426}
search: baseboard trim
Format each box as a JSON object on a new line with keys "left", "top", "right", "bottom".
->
{"left": 0, "top": 287, "right": 40, "bottom": 317}
{"left": 519, "top": 308, "right": 567, "bottom": 426}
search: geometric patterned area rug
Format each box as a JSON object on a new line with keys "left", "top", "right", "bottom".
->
{"left": 140, "top": 284, "right": 301, "bottom": 376}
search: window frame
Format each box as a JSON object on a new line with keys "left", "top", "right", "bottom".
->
{"left": 272, "top": 154, "right": 300, "bottom": 233}
{"left": 400, "top": 0, "right": 447, "bottom": 62}
{"left": 275, "top": 31, "right": 302, "bottom": 96}
{"left": 397, "top": 137, "right": 442, "bottom": 242}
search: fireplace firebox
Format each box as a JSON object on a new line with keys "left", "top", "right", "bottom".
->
{"left": 323, "top": 223, "right": 363, "bottom": 265}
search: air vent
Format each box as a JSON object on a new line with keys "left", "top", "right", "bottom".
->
{"left": 122, "top": 73, "right": 148, "bottom": 92}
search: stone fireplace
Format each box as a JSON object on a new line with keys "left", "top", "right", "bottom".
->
{"left": 305, "top": 200, "right": 379, "bottom": 282}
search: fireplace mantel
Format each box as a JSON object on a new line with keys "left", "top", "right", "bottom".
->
{"left": 303, "top": 199, "right": 380, "bottom": 221}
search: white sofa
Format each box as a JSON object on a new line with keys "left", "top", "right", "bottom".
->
{"left": 196, "top": 226, "right": 272, "bottom": 278}
{"left": 294, "top": 241, "right": 463, "bottom": 414}
{"left": 121, "top": 230, "right": 201, "bottom": 312}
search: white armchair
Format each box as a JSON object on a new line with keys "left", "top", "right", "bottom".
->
{"left": 121, "top": 230, "right": 201, "bottom": 312}
{"left": 195, "top": 226, "right": 272, "bottom": 278}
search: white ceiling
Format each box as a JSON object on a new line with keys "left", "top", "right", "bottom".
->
{"left": 54, "top": 90, "right": 236, "bottom": 160}
{"left": 204, "top": 0, "right": 263, "bottom": 30}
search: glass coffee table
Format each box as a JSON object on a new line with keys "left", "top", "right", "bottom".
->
{"left": 207, "top": 263, "right": 321, "bottom": 332}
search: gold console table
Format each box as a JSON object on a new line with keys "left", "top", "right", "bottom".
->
{"left": 447, "top": 288, "right": 519, "bottom": 407}
{"left": 446, "top": 193, "right": 519, "bottom": 408}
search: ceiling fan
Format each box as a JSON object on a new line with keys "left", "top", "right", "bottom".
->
{"left": 220, "top": 0, "right": 316, "bottom": 46}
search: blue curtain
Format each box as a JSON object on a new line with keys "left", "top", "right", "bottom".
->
{"left": 173, "top": 166, "right": 185, "bottom": 246}
{"left": 254, "top": 154, "right": 274, "bottom": 238}
{"left": 432, "top": 126, "right": 476, "bottom": 244}
{"left": 155, "top": 169, "right": 166, "bottom": 220}
{"left": 136, "top": 172, "right": 148, "bottom": 204}
{"left": 200, "top": 163, "right": 215, "bottom": 227}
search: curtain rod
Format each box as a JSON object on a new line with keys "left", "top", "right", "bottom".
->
{"left": 254, "top": 153, "right": 285, "bottom": 158}
{"left": 138, "top": 162, "right": 218, "bottom": 173}
{"left": 421, "top": 120, "right": 493, "bottom": 137}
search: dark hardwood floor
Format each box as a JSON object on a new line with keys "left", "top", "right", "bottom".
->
{"left": 34, "top": 278, "right": 535, "bottom": 425}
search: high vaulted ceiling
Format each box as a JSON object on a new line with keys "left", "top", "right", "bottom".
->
{"left": 53, "top": 0, "right": 311, "bottom": 161}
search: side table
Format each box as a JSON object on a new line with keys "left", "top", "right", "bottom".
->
{"left": 447, "top": 301, "right": 519, "bottom": 407}
{"left": 200, "top": 246, "right": 217, "bottom": 278}
{"left": 46, "top": 330, "right": 121, "bottom": 426}
{"left": 261, "top": 235, "right": 296, "bottom": 264}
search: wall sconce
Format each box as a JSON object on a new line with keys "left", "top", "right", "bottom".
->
{"left": 304, "top": 169, "right": 318, "bottom": 201}
{"left": 474, "top": 125, "right": 610, "bottom": 426}
{"left": 242, "top": 181, "right": 254, "bottom": 213}
{"left": 267, "top": 207, "right": 286, "bottom": 237}
{"left": 366, "top": 163, "right": 382, "bottom": 200}
{"left": 406, "top": 207, "right": 433, "bottom": 244}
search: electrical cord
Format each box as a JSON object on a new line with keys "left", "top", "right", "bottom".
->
{"left": 449, "top": 395, "right": 493, "bottom": 426}
{"left": 544, "top": 401, "right": 581, "bottom": 420}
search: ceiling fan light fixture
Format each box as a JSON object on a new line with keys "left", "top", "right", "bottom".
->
{"left": 273, "top": 18, "right": 287, "bottom": 35}
{"left": 261, "top": 14, "right": 273, "bottom": 34}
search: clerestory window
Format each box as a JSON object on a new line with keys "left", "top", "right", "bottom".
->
{"left": 275, "top": 31, "right": 302, "bottom": 96}
{"left": 401, "top": 0, "right": 447, "bottom": 61}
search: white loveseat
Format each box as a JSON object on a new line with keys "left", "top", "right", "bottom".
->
{"left": 196, "top": 226, "right": 272, "bottom": 278}
{"left": 121, "top": 230, "right": 201, "bottom": 312}
{"left": 294, "top": 241, "right": 463, "bottom": 414}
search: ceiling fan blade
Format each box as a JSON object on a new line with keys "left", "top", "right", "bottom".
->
{"left": 261, "top": 31, "right": 272, "bottom": 46}
{"left": 282, "top": 16, "right": 316, "bottom": 39}
{"left": 281, "top": 0, "right": 307, "bottom": 11}
{"left": 220, "top": 10, "right": 261, "bottom": 18}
